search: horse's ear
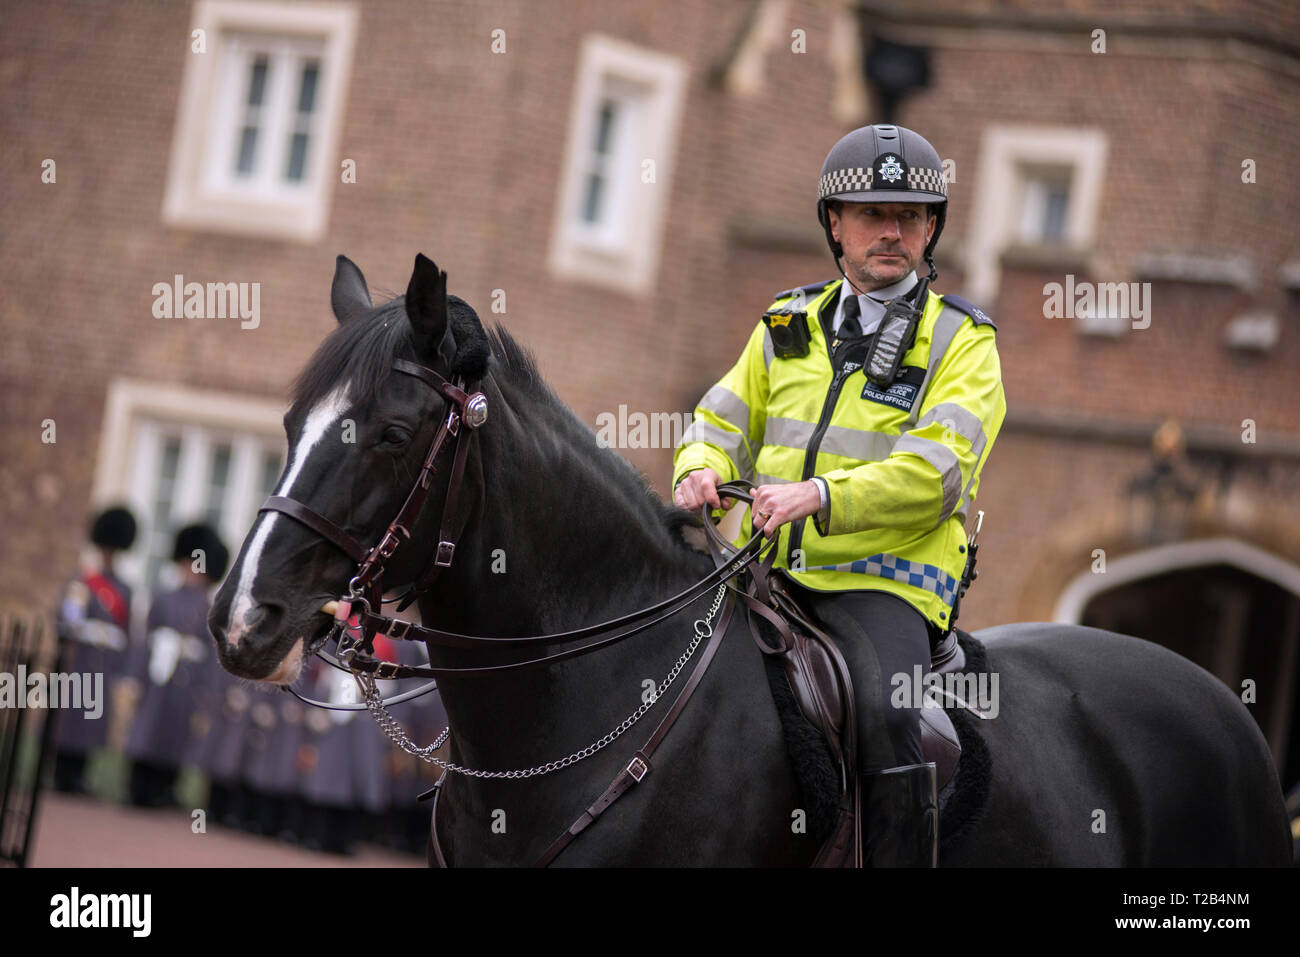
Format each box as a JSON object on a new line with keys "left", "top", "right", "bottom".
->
{"left": 330, "top": 255, "right": 372, "bottom": 324}
{"left": 405, "top": 253, "right": 448, "bottom": 356}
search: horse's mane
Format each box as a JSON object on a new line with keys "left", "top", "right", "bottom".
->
{"left": 290, "top": 295, "right": 698, "bottom": 545}
{"left": 484, "top": 324, "right": 701, "bottom": 546}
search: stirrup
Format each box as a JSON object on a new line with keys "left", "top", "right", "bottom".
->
{"left": 860, "top": 761, "right": 938, "bottom": 868}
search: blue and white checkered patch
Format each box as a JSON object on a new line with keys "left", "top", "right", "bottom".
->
{"left": 811, "top": 552, "right": 959, "bottom": 606}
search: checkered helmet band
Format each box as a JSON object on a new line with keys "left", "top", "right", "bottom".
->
{"left": 818, "top": 166, "right": 947, "bottom": 200}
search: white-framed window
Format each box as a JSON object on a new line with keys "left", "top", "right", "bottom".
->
{"left": 549, "top": 35, "right": 687, "bottom": 293}
{"left": 573, "top": 84, "right": 645, "bottom": 250}
{"left": 966, "top": 126, "right": 1109, "bottom": 303}
{"left": 163, "top": 1, "right": 358, "bottom": 243}
{"left": 207, "top": 34, "right": 325, "bottom": 196}
{"left": 92, "top": 380, "right": 287, "bottom": 595}
{"left": 1015, "top": 164, "right": 1073, "bottom": 245}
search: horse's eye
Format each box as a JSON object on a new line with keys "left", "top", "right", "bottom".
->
{"left": 382, "top": 426, "right": 411, "bottom": 446}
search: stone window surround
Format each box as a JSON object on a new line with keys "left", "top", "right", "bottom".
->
{"left": 966, "top": 125, "right": 1109, "bottom": 305}
{"left": 92, "top": 378, "right": 286, "bottom": 591}
{"left": 548, "top": 33, "right": 687, "bottom": 295}
{"left": 162, "top": 0, "right": 359, "bottom": 243}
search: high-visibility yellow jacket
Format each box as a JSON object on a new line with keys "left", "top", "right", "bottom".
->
{"left": 673, "top": 278, "right": 1006, "bottom": 630}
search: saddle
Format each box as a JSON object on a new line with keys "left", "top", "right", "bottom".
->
{"left": 768, "top": 569, "right": 965, "bottom": 793}
{"left": 701, "top": 482, "right": 964, "bottom": 867}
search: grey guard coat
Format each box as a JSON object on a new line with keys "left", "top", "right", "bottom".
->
{"left": 296, "top": 658, "right": 358, "bottom": 808}
{"left": 242, "top": 684, "right": 303, "bottom": 797}
{"left": 192, "top": 647, "right": 254, "bottom": 787}
{"left": 124, "top": 583, "right": 212, "bottom": 768}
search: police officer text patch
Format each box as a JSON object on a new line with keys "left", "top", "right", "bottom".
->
{"left": 860, "top": 365, "right": 924, "bottom": 410}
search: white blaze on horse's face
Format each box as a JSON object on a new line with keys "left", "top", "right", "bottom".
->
{"left": 225, "top": 385, "right": 351, "bottom": 660}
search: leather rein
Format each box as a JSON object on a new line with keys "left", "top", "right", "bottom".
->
{"left": 265, "top": 357, "right": 772, "bottom": 693}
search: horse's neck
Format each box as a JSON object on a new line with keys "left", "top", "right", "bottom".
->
{"left": 416, "top": 375, "right": 716, "bottom": 777}
{"left": 433, "top": 380, "right": 707, "bottom": 636}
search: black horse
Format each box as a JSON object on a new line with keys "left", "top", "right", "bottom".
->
{"left": 208, "top": 253, "right": 1291, "bottom": 866}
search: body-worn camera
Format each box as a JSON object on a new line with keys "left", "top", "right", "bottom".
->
{"left": 762, "top": 309, "right": 812, "bottom": 358}
{"left": 864, "top": 278, "right": 929, "bottom": 385}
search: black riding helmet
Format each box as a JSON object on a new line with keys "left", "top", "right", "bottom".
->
{"left": 816, "top": 124, "right": 948, "bottom": 280}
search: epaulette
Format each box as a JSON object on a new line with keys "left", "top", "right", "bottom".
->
{"left": 769, "top": 278, "right": 837, "bottom": 311}
{"left": 940, "top": 293, "right": 996, "bottom": 330}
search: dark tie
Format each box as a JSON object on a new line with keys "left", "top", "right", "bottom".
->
{"left": 839, "top": 294, "right": 863, "bottom": 339}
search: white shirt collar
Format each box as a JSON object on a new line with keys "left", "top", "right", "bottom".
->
{"left": 833, "top": 270, "right": 918, "bottom": 335}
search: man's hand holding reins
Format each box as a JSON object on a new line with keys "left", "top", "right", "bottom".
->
{"left": 675, "top": 469, "right": 820, "bottom": 538}
{"left": 673, "top": 468, "right": 734, "bottom": 510}
{"left": 749, "top": 481, "right": 820, "bottom": 538}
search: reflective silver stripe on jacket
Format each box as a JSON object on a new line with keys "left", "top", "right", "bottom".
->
{"left": 892, "top": 434, "right": 961, "bottom": 521}
{"left": 683, "top": 384, "right": 757, "bottom": 478}
{"left": 764, "top": 418, "right": 897, "bottom": 463}
{"left": 679, "top": 420, "right": 754, "bottom": 479}
{"left": 916, "top": 402, "right": 987, "bottom": 461}
{"left": 762, "top": 417, "right": 814, "bottom": 451}
{"left": 698, "top": 385, "right": 751, "bottom": 435}
{"left": 820, "top": 424, "right": 897, "bottom": 462}
{"left": 915, "top": 402, "right": 987, "bottom": 523}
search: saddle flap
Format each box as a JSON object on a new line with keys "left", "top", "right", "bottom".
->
{"left": 786, "top": 632, "right": 847, "bottom": 741}
{"left": 919, "top": 699, "right": 960, "bottom": 791}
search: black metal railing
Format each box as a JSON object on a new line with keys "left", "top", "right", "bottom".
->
{"left": 0, "top": 613, "right": 61, "bottom": 867}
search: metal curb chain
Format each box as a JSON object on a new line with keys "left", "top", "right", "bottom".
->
{"left": 355, "top": 582, "right": 729, "bottom": 779}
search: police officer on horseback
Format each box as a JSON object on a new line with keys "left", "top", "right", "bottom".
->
{"left": 674, "top": 124, "right": 1006, "bottom": 866}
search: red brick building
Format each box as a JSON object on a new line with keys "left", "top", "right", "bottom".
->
{"left": 3, "top": 1, "right": 1298, "bottom": 786}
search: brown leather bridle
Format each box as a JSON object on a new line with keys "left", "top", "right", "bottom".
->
{"left": 259, "top": 357, "right": 488, "bottom": 687}
{"left": 260, "top": 358, "right": 768, "bottom": 688}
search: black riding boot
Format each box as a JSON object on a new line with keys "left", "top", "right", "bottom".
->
{"left": 861, "top": 762, "right": 938, "bottom": 867}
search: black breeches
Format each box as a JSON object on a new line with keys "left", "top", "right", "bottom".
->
{"left": 792, "top": 587, "right": 934, "bottom": 771}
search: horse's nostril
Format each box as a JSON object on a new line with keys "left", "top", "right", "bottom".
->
{"left": 242, "top": 603, "right": 284, "bottom": 633}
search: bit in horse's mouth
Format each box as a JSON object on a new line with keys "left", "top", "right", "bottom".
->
{"left": 304, "top": 601, "right": 341, "bottom": 657}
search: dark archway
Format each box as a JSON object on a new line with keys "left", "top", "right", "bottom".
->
{"left": 1081, "top": 563, "right": 1300, "bottom": 793}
